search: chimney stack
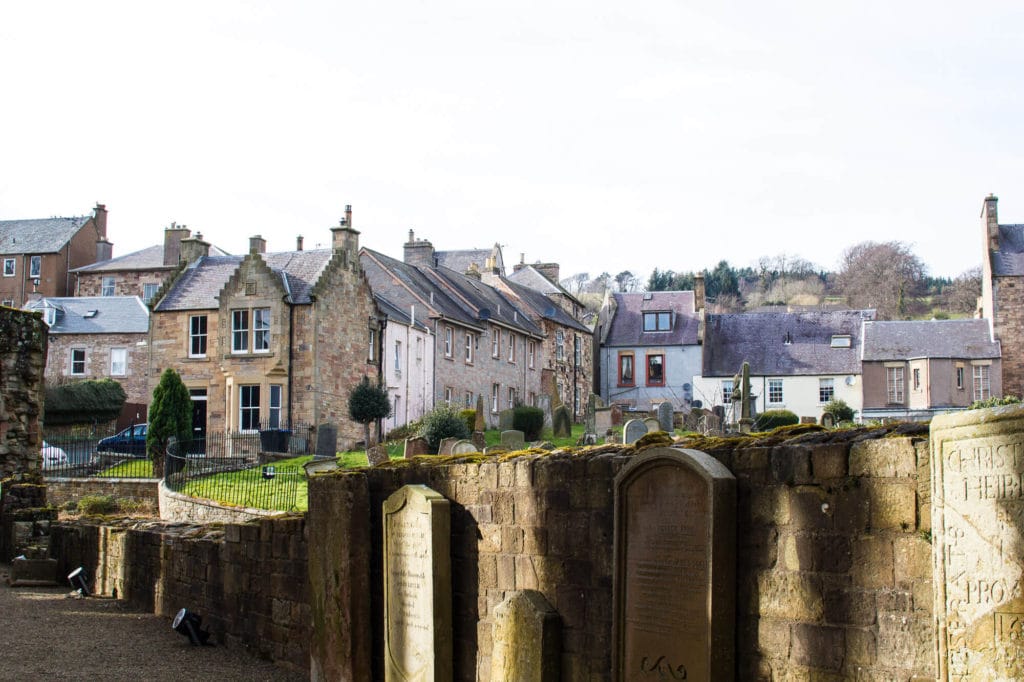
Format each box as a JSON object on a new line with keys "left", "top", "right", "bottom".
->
{"left": 249, "top": 235, "right": 267, "bottom": 255}
{"left": 331, "top": 204, "right": 360, "bottom": 263}
{"left": 694, "top": 273, "right": 706, "bottom": 313}
{"left": 95, "top": 238, "right": 113, "bottom": 262}
{"left": 533, "top": 262, "right": 560, "bottom": 285}
{"left": 984, "top": 194, "right": 1000, "bottom": 253}
{"left": 93, "top": 203, "right": 108, "bottom": 239}
{"left": 296, "top": 235, "right": 304, "bottom": 251}
{"left": 163, "top": 223, "right": 192, "bottom": 266}
{"left": 179, "top": 233, "right": 210, "bottom": 264}
{"left": 403, "top": 230, "right": 436, "bottom": 268}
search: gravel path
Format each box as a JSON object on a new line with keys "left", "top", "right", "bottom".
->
{"left": 0, "top": 564, "right": 308, "bottom": 681}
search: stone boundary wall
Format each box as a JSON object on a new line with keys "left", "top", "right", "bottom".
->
{"left": 45, "top": 478, "right": 159, "bottom": 510}
{"left": 308, "top": 433, "right": 935, "bottom": 681}
{"left": 158, "top": 481, "right": 288, "bottom": 523}
{"left": 0, "top": 307, "right": 47, "bottom": 480}
{"left": 49, "top": 516, "right": 310, "bottom": 673}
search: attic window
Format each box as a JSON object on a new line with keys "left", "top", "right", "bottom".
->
{"left": 245, "top": 281, "right": 257, "bottom": 296}
{"left": 643, "top": 311, "right": 671, "bottom": 332}
{"left": 830, "top": 335, "right": 852, "bottom": 348}
{"left": 83, "top": 310, "right": 98, "bottom": 319}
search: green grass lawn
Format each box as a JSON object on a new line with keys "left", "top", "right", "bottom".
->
{"left": 99, "top": 458, "right": 155, "bottom": 478}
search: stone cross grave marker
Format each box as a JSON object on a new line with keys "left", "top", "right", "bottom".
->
{"left": 490, "top": 590, "right": 561, "bottom": 682}
{"left": 403, "top": 436, "right": 429, "bottom": 459}
{"left": 450, "top": 440, "right": 477, "bottom": 455}
{"left": 500, "top": 430, "right": 525, "bottom": 451}
{"left": 366, "top": 444, "right": 390, "bottom": 466}
{"left": 623, "top": 419, "right": 646, "bottom": 444}
{"left": 613, "top": 447, "right": 736, "bottom": 681}
{"left": 383, "top": 485, "right": 452, "bottom": 681}
{"left": 657, "top": 401, "right": 673, "bottom": 432}
{"left": 931, "top": 406, "right": 1024, "bottom": 678}
{"left": 315, "top": 423, "right": 338, "bottom": 459}
{"left": 643, "top": 417, "right": 661, "bottom": 433}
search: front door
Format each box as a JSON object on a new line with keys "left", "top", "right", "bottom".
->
{"left": 190, "top": 389, "right": 207, "bottom": 454}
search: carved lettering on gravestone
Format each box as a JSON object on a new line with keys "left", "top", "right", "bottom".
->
{"left": 932, "top": 408, "right": 1024, "bottom": 680}
{"left": 613, "top": 448, "right": 736, "bottom": 682}
{"left": 383, "top": 485, "right": 452, "bottom": 682}
{"left": 624, "top": 419, "right": 647, "bottom": 444}
{"left": 657, "top": 402, "right": 673, "bottom": 433}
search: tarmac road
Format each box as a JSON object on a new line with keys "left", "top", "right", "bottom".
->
{"left": 0, "top": 564, "right": 307, "bottom": 681}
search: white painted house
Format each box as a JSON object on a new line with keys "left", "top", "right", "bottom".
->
{"left": 374, "top": 295, "right": 435, "bottom": 435}
{"left": 692, "top": 310, "right": 875, "bottom": 422}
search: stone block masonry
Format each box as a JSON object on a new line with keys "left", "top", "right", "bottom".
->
{"left": 0, "top": 307, "right": 47, "bottom": 480}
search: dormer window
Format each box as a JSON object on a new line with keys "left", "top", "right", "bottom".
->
{"left": 643, "top": 311, "right": 671, "bottom": 332}
{"left": 830, "top": 335, "right": 852, "bottom": 348}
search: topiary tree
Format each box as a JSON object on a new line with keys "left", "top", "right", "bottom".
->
{"left": 418, "top": 404, "right": 470, "bottom": 452}
{"left": 822, "top": 399, "right": 856, "bottom": 423}
{"left": 147, "top": 368, "right": 192, "bottom": 478}
{"left": 348, "top": 376, "right": 392, "bottom": 447}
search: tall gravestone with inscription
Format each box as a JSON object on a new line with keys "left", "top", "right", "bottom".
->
{"left": 612, "top": 447, "right": 736, "bottom": 681}
{"left": 383, "top": 485, "right": 452, "bottom": 681}
{"left": 931, "top": 406, "right": 1024, "bottom": 679}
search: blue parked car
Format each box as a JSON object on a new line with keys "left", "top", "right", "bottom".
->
{"left": 97, "top": 423, "right": 148, "bottom": 457}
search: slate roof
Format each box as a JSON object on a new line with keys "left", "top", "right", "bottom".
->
{"left": 604, "top": 292, "right": 699, "bottom": 347}
{"left": 154, "top": 249, "right": 333, "bottom": 311}
{"left": 435, "top": 245, "right": 504, "bottom": 276}
{"left": 702, "top": 310, "right": 875, "bottom": 377}
{"left": 500, "top": 278, "right": 590, "bottom": 333}
{"left": 360, "top": 249, "right": 543, "bottom": 338}
{"left": 0, "top": 216, "right": 91, "bottom": 255}
{"left": 373, "top": 294, "right": 430, "bottom": 332}
{"left": 862, "top": 319, "right": 1000, "bottom": 361}
{"left": 72, "top": 243, "right": 231, "bottom": 273}
{"left": 26, "top": 296, "right": 149, "bottom": 334}
{"left": 993, "top": 224, "right": 1024, "bottom": 276}
{"left": 506, "top": 265, "right": 584, "bottom": 307}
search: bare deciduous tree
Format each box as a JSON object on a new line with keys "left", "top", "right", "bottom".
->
{"left": 836, "top": 241, "right": 926, "bottom": 319}
{"left": 946, "top": 267, "right": 982, "bottom": 315}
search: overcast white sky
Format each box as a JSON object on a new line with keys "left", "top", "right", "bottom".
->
{"left": 2, "top": 1, "right": 1022, "bottom": 282}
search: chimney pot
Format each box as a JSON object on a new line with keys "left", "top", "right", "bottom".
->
{"left": 297, "top": 235, "right": 304, "bottom": 251}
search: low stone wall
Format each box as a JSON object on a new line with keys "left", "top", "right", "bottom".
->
{"left": 49, "top": 516, "right": 310, "bottom": 672}
{"left": 158, "top": 481, "right": 290, "bottom": 523}
{"left": 45, "top": 478, "right": 159, "bottom": 510}
{"left": 308, "top": 428, "right": 935, "bottom": 681}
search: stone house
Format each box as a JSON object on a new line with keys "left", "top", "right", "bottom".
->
{"left": 499, "top": 264, "right": 593, "bottom": 420}
{"left": 861, "top": 318, "right": 1001, "bottom": 421}
{"left": 362, "top": 236, "right": 544, "bottom": 428}
{"left": 73, "top": 223, "right": 230, "bottom": 304}
{"left": 0, "top": 204, "right": 109, "bottom": 308}
{"left": 981, "top": 193, "right": 1024, "bottom": 397}
{"left": 694, "top": 309, "right": 873, "bottom": 421}
{"left": 24, "top": 296, "right": 150, "bottom": 410}
{"left": 150, "top": 207, "right": 379, "bottom": 446}
{"left": 372, "top": 294, "right": 435, "bottom": 435}
{"left": 598, "top": 290, "right": 702, "bottom": 412}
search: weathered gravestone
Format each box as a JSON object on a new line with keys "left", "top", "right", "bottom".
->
{"left": 403, "top": 437, "right": 429, "bottom": 459}
{"left": 490, "top": 590, "right": 561, "bottom": 682}
{"left": 499, "top": 409, "right": 516, "bottom": 431}
{"left": 623, "top": 419, "right": 647, "bottom": 444}
{"left": 643, "top": 418, "right": 662, "bottom": 433}
{"left": 931, "top": 406, "right": 1024, "bottom": 679}
{"left": 383, "top": 485, "right": 452, "bottom": 681}
{"left": 367, "top": 444, "right": 390, "bottom": 466}
{"left": 613, "top": 447, "right": 736, "bottom": 681}
{"left": 483, "top": 446, "right": 508, "bottom": 456}
{"left": 820, "top": 412, "right": 836, "bottom": 429}
{"left": 657, "top": 401, "right": 674, "bottom": 433}
{"left": 475, "top": 395, "right": 487, "bottom": 432}
{"left": 450, "top": 440, "right": 477, "bottom": 455}
{"left": 552, "top": 405, "right": 572, "bottom": 438}
{"left": 501, "top": 430, "right": 525, "bottom": 451}
{"left": 315, "top": 423, "right": 338, "bottom": 459}
{"left": 585, "top": 393, "right": 601, "bottom": 436}
{"left": 595, "top": 407, "right": 613, "bottom": 433}
{"left": 471, "top": 431, "right": 487, "bottom": 451}
{"left": 610, "top": 404, "right": 623, "bottom": 426}
{"left": 438, "top": 437, "right": 459, "bottom": 456}
{"left": 538, "top": 395, "right": 553, "bottom": 430}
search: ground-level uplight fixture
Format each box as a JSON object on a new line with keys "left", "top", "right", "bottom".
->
{"left": 172, "top": 608, "right": 211, "bottom": 646}
{"left": 67, "top": 567, "right": 89, "bottom": 596}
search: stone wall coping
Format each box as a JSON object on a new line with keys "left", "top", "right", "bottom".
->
{"left": 158, "top": 480, "right": 291, "bottom": 523}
